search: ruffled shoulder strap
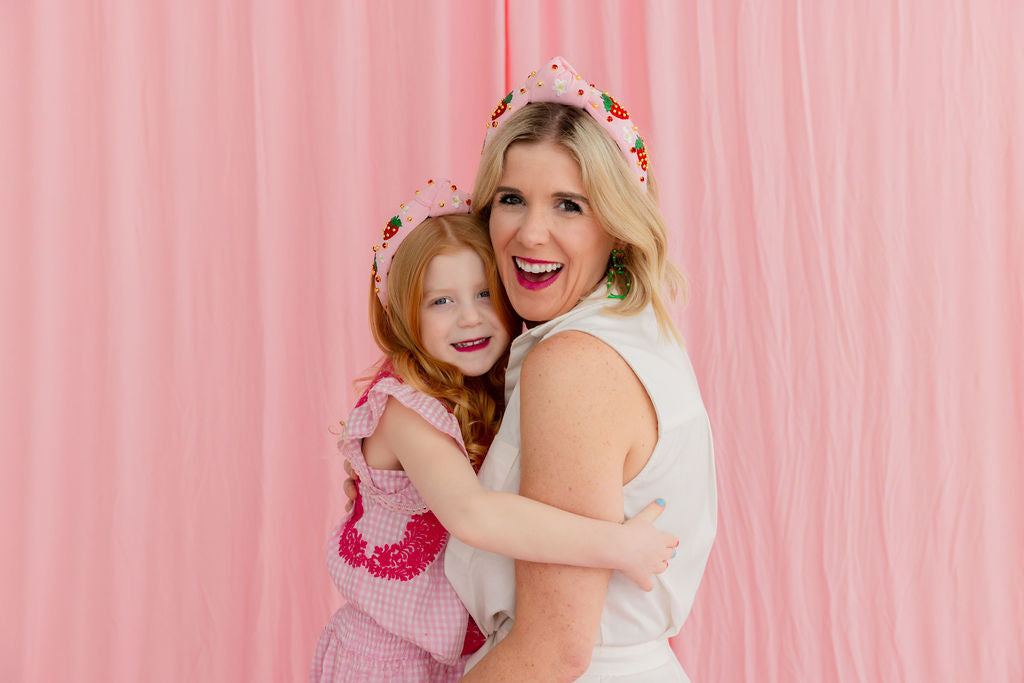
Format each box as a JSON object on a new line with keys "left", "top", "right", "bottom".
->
{"left": 339, "top": 370, "right": 467, "bottom": 515}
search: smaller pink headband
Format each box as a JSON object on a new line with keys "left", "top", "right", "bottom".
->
{"left": 484, "top": 56, "right": 649, "bottom": 189}
{"left": 372, "top": 178, "right": 471, "bottom": 305}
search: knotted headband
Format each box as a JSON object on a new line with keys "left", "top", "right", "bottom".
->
{"left": 484, "top": 56, "right": 649, "bottom": 189}
{"left": 372, "top": 178, "right": 470, "bottom": 305}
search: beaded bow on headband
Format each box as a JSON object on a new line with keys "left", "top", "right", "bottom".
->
{"left": 484, "top": 56, "right": 649, "bottom": 189}
{"left": 372, "top": 178, "right": 470, "bottom": 305}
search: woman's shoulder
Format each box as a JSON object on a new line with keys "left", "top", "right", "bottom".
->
{"left": 522, "top": 331, "right": 645, "bottom": 422}
{"left": 533, "top": 306, "right": 705, "bottom": 428}
{"left": 526, "top": 329, "right": 629, "bottom": 376}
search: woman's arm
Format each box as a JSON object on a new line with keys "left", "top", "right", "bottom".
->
{"left": 461, "top": 331, "right": 656, "bottom": 682}
{"left": 378, "top": 393, "right": 675, "bottom": 590}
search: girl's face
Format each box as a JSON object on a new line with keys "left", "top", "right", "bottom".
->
{"left": 488, "top": 140, "right": 616, "bottom": 325}
{"left": 418, "top": 247, "right": 511, "bottom": 377}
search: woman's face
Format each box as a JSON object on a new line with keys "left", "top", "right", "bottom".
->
{"left": 488, "top": 141, "right": 615, "bottom": 324}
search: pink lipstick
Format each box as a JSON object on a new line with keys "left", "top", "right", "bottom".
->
{"left": 452, "top": 337, "right": 491, "bottom": 352}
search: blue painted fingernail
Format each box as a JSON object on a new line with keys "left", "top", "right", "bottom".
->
{"left": 672, "top": 550, "right": 677, "bottom": 558}
{"left": 655, "top": 498, "right": 665, "bottom": 506}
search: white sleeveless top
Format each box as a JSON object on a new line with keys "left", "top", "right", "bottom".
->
{"left": 445, "top": 292, "right": 717, "bottom": 679}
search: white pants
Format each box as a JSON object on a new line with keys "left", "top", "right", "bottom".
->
{"left": 576, "top": 639, "right": 690, "bottom": 682}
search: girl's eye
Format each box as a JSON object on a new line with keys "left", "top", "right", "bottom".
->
{"left": 478, "top": 289, "right": 491, "bottom": 299}
{"left": 432, "top": 296, "right": 453, "bottom": 306}
{"left": 496, "top": 193, "right": 523, "bottom": 206}
{"left": 557, "top": 198, "right": 582, "bottom": 214}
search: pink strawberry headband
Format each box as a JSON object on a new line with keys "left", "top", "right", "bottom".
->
{"left": 485, "top": 56, "right": 649, "bottom": 189}
{"left": 372, "top": 178, "right": 470, "bottom": 305}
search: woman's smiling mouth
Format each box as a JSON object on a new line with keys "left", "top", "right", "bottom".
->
{"left": 452, "top": 337, "right": 492, "bottom": 352}
{"left": 513, "top": 257, "right": 563, "bottom": 290}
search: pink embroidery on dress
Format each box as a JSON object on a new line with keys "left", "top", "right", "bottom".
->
{"left": 338, "top": 492, "right": 448, "bottom": 582}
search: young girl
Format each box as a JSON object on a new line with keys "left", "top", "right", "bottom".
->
{"left": 309, "top": 178, "right": 678, "bottom": 682}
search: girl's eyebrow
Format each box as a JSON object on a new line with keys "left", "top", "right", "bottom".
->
{"left": 421, "top": 287, "right": 450, "bottom": 300}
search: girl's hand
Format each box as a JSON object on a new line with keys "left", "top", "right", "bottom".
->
{"left": 620, "top": 500, "right": 679, "bottom": 591}
{"left": 343, "top": 460, "right": 360, "bottom": 512}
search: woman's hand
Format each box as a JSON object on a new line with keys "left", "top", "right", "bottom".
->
{"left": 620, "top": 500, "right": 679, "bottom": 591}
{"left": 342, "top": 460, "right": 359, "bottom": 512}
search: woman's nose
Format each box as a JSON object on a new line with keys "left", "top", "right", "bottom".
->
{"left": 517, "top": 209, "right": 549, "bottom": 247}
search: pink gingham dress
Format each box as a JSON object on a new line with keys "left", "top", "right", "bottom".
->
{"left": 310, "top": 369, "right": 484, "bottom": 682}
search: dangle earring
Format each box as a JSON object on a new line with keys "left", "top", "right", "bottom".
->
{"left": 605, "top": 249, "right": 631, "bottom": 299}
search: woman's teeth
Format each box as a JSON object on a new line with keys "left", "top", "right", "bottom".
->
{"left": 515, "top": 257, "right": 563, "bottom": 274}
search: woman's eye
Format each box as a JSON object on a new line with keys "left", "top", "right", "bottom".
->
{"left": 497, "top": 193, "right": 523, "bottom": 206}
{"left": 557, "top": 198, "right": 582, "bottom": 213}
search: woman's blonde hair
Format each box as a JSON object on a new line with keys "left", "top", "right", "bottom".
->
{"left": 367, "top": 213, "right": 520, "bottom": 470}
{"left": 473, "top": 102, "right": 685, "bottom": 337}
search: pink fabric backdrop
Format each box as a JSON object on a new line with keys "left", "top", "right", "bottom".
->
{"left": 1, "top": 1, "right": 1021, "bottom": 681}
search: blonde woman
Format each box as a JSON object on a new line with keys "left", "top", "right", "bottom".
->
{"left": 444, "top": 58, "right": 718, "bottom": 682}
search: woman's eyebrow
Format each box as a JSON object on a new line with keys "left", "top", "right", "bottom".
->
{"left": 495, "top": 186, "right": 589, "bottom": 204}
{"left": 552, "top": 192, "right": 589, "bottom": 205}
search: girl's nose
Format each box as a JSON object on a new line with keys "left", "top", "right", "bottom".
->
{"left": 458, "top": 301, "right": 483, "bottom": 326}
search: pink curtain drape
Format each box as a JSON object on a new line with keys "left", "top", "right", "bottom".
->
{"left": 2, "top": 1, "right": 1021, "bottom": 681}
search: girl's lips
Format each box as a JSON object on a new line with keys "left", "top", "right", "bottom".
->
{"left": 452, "top": 337, "right": 491, "bottom": 352}
{"left": 513, "top": 257, "right": 562, "bottom": 290}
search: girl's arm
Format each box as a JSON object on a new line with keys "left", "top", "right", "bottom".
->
{"left": 460, "top": 331, "right": 651, "bottom": 681}
{"left": 377, "top": 395, "right": 676, "bottom": 591}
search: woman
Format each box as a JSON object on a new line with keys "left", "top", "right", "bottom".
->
{"left": 443, "top": 58, "right": 717, "bottom": 682}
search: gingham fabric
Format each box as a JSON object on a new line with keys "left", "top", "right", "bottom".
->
{"left": 310, "top": 371, "right": 480, "bottom": 682}
{"left": 310, "top": 604, "right": 465, "bottom": 683}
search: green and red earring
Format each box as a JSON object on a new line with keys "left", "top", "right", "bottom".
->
{"left": 606, "top": 249, "right": 631, "bottom": 299}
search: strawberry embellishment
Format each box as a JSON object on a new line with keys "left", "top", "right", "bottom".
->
{"left": 631, "top": 137, "right": 648, "bottom": 171}
{"left": 601, "top": 93, "right": 630, "bottom": 119}
{"left": 491, "top": 92, "right": 514, "bottom": 121}
{"left": 383, "top": 215, "right": 401, "bottom": 240}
